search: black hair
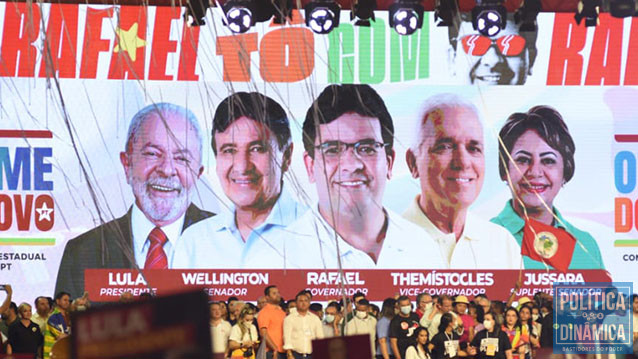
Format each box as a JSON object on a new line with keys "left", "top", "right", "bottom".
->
{"left": 264, "top": 285, "right": 277, "bottom": 297}
{"left": 504, "top": 306, "right": 521, "bottom": 330}
{"left": 8, "top": 302, "right": 17, "bottom": 314}
{"left": 397, "top": 295, "right": 410, "bottom": 303}
{"left": 227, "top": 296, "right": 239, "bottom": 305}
{"left": 302, "top": 84, "right": 394, "bottom": 158}
{"left": 310, "top": 303, "right": 323, "bottom": 312}
{"left": 212, "top": 92, "right": 291, "bottom": 154}
{"left": 327, "top": 301, "right": 342, "bottom": 312}
{"left": 438, "top": 312, "right": 454, "bottom": 334}
{"left": 34, "top": 296, "right": 49, "bottom": 308}
{"left": 381, "top": 298, "right": 397, "bottom": 318}
{"left": 499, "top": 105, "right": 575, "bottom": 183}
{"left": 54, "top": 291, "right": 70, "bottom": 301}
{"left": 408, "top": 327, "right": 431, "bottom": 356}
{"left": 352, "top": 291, "right": 366, "bottom": 302}
{"left": 476, "top": 305, "right": 485, "bottom": 324}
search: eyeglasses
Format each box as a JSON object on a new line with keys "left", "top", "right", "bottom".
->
{"left": 314, "top": 140, "right": 389, "bottom": 158}
{"left": 461, "top": 34, "right": 526, "bottom": 56}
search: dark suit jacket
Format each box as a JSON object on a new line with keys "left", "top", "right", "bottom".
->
{"left": 54, "top": 204, "right": 213, "bottom": 299}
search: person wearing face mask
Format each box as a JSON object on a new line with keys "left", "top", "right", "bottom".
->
{"left": 377, "top": 298, "right": 396, "bottom": 359}
{"left": 389, "top": 296, "right": 420, "bottom": 359}
{"left": 346, "top": 299, "right": 377, "bottom": 357}
{"left": 229, "top": 305, "right": 259, "bottom": 359}
{"left": 469, "top": 313, "right": 512, "bottom": 359}
{"left": 406, "top": 327, "right": 431, "bottom": 359}
{"left": 323, "top": 302, "right": 341, "bottom": 338}
{"left": 429, "top": 313, "right": 466, "bottom": 359}
{"left": 416, "top": 293, "right": 433, "bottom": 319}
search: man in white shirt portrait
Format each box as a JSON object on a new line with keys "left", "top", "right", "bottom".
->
{"left": 283, "top": 291, "right": 324, "bottom": 359}
{"left": 210, "top": 301, "right": 232, "bottom": 358}
{"left": 285, "top": 84, "right": 445, "bottom": 269}
{"left": 175, "top": 92, "right": 305, "bottom": 269}
{"left": 403, "top": 94, "right": 521, "bottom": 269}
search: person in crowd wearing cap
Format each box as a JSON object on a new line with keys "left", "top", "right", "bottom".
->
{"left": 345, "top": 299, "right": 377, "bottom": 357}
{"left": 453, "top": 296, "right": 475, "bottom": 346}
{"left": 376, "top": 298, "right": 396, "bottom": 359}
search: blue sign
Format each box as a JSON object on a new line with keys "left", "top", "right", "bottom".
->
{"left": 553, "top": 282, "right": 633, "bottom": 354}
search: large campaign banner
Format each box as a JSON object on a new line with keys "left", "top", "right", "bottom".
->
{"left": 0, "top": 2, "right": 636, "bottom": 303}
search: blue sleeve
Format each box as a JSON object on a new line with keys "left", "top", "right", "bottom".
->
{"left": 377, "top": 318, "right": 389, "bottom": 338}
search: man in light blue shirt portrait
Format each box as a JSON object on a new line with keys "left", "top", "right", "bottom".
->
{"left": 175, "top": 92, "right": 306, "bottom": 268}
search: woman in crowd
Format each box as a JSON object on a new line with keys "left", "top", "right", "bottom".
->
{"left": 376, "top": 298, "right": 396, "bottom": 359}
{"left": 406, "top": 327, "right": 431, "bottom": 359}
{"left": 7, "top": 303, "right": 43, "bottom": 356}
{"left": 491, "top": 105, "right": 604, "bottom": 269}
{"left": 219, "top": 301, "right": 229, "bottom": 320}
{"left": 228, "top": 305, "right": 259, "bottom": 359}
{"left": 518, "top": 305, "right": 540, "bottom": 354}
{"left": 502, "top": 307, "right": 529, "bottom": 359}
{"left": 429, "top": 313, "right": 466, "bottom": 359}
{"left": 473, "top": 305, "right": 486, "bottom": 334}
{"left": 469, "top": 312, "right": 512, "bottom": 359}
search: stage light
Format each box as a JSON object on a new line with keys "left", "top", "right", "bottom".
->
{"left": 472, "top": 0, "right": 507, "bottom": 36}
{"left": 514, "top": 0, "right": 541, "bottom": 32}
{"left": 304, "top": 0, "right": 341, "bottom": 34}
{"left": 389, "top": 0, "right": 424, "bottom": 36}
{"left": 222, "top": 0, "right": 256, "bottom": 33}
{"left": 574, "top": 0, "right": 601, "bottom": 26}
{"left": 434, "top": 0, "right": 458, "bottom": 27}
{"left": 609, "top": 0, "right": 638, "bottom": 17}
{"left": 351, "top": 0, "right": 376, "bottom": 26}
{"left": 184, "top": 0, "right": 210, "bottom": 26}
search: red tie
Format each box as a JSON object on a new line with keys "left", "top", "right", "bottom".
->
{"left": 144, "top": 227, "right": 168, "bottom": 269}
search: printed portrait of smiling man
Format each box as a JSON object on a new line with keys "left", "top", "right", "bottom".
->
{"left": 403, "top": 94, "right": 521, "bottom": 269}
{"left": 174, "top": 92, "right": 306, "bottom": 269}
{"left": 284, "top": 84, "right": 445, "bottom": 269}
{"left": 447, "top": 13, "right": 538, "bottom": 85}
{"left": 56, "top": 103, "right": 214, "bottom": 299}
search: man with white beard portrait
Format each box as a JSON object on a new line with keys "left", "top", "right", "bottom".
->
{"left": 55, "top": 103, "right": 214, "bottom": 299}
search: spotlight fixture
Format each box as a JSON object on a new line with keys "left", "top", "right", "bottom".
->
{"left": 471, "top": 0, "right": 507, "bottom": 37}
{"left": 222, "top": 0, "right": 256, "bottom": 33}
{"left": 434, "top": 0, "right": 458, "bottom": 27}
{"left": 351, "top": 0, "right": 376, "bottom": 26}
{"left": 514, "top": 0, "right": 541, "bottom": 32}
{"left": 184, "top": 0, "right": 210, "bottom": 26}
{"left": 608, "top": 0, "right": 638, "bottom": 17}
{"left": 574, "top": 0, "right": 601, "bottom": 26}
{"left": 389, "top": 0, "right": 424, "bottom": 36}
{"left": 304, "top": 0, "right": 341, "bottom": 34}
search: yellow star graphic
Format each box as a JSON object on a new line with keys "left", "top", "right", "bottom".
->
{"left": 113, "top": 23, "right": 146, "bottom": 62}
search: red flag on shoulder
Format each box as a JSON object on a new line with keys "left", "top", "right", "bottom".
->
{"left": 521, "top": 218, "right": 576, "bottom": 273}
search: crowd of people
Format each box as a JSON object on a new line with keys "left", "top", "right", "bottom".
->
{"left": 2, "top": 284, "right": 638, "bottom": 359}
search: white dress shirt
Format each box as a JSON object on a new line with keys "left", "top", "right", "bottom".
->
{"left": 211, "top": 320, "right": 232, "bottom": 354}
{"left": 403, "top": 196, "right": 522, "bottom": 269}
{"left": 282, "top": 206, "right": 446, "bottom": 269}
{"left": 131, "top": 203, "right": 185, "bottom": 268}
{"left": 173, "top": 189, "right": 306, "bottom": 268}
{"left": 345, "top": 315, "right": 377, "bottom": 356}
{"left": 283, "top": 311, "right": 324, "bottom": 354}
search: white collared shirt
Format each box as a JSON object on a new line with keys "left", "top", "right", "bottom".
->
{"left": 403, "top": 196, "right": 522, "bottom": 269}
{"left": 283, "top": 311, "right": 324, "bottom": 354}
{"left": 345, "top": 315, "right": 377, "bottom": 356}
{"left": 131, "top": 203, "right": 185, "bottom": 268}
{"left": 173, "top": 189, "right": 306, "bottom": 268}
{"left": 282, "top": 206, "right": 446, "bottom": 269}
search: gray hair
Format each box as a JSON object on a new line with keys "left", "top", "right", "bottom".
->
{"left": 125, "top": 103, "right": 203, "bottom": 162}
{"left": 411, "top": 93, "right": 482, "bottom": 154}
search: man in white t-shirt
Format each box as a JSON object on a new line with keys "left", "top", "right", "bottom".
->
{"left": 210, "top": 302, "right": 232, "bottom": 358}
